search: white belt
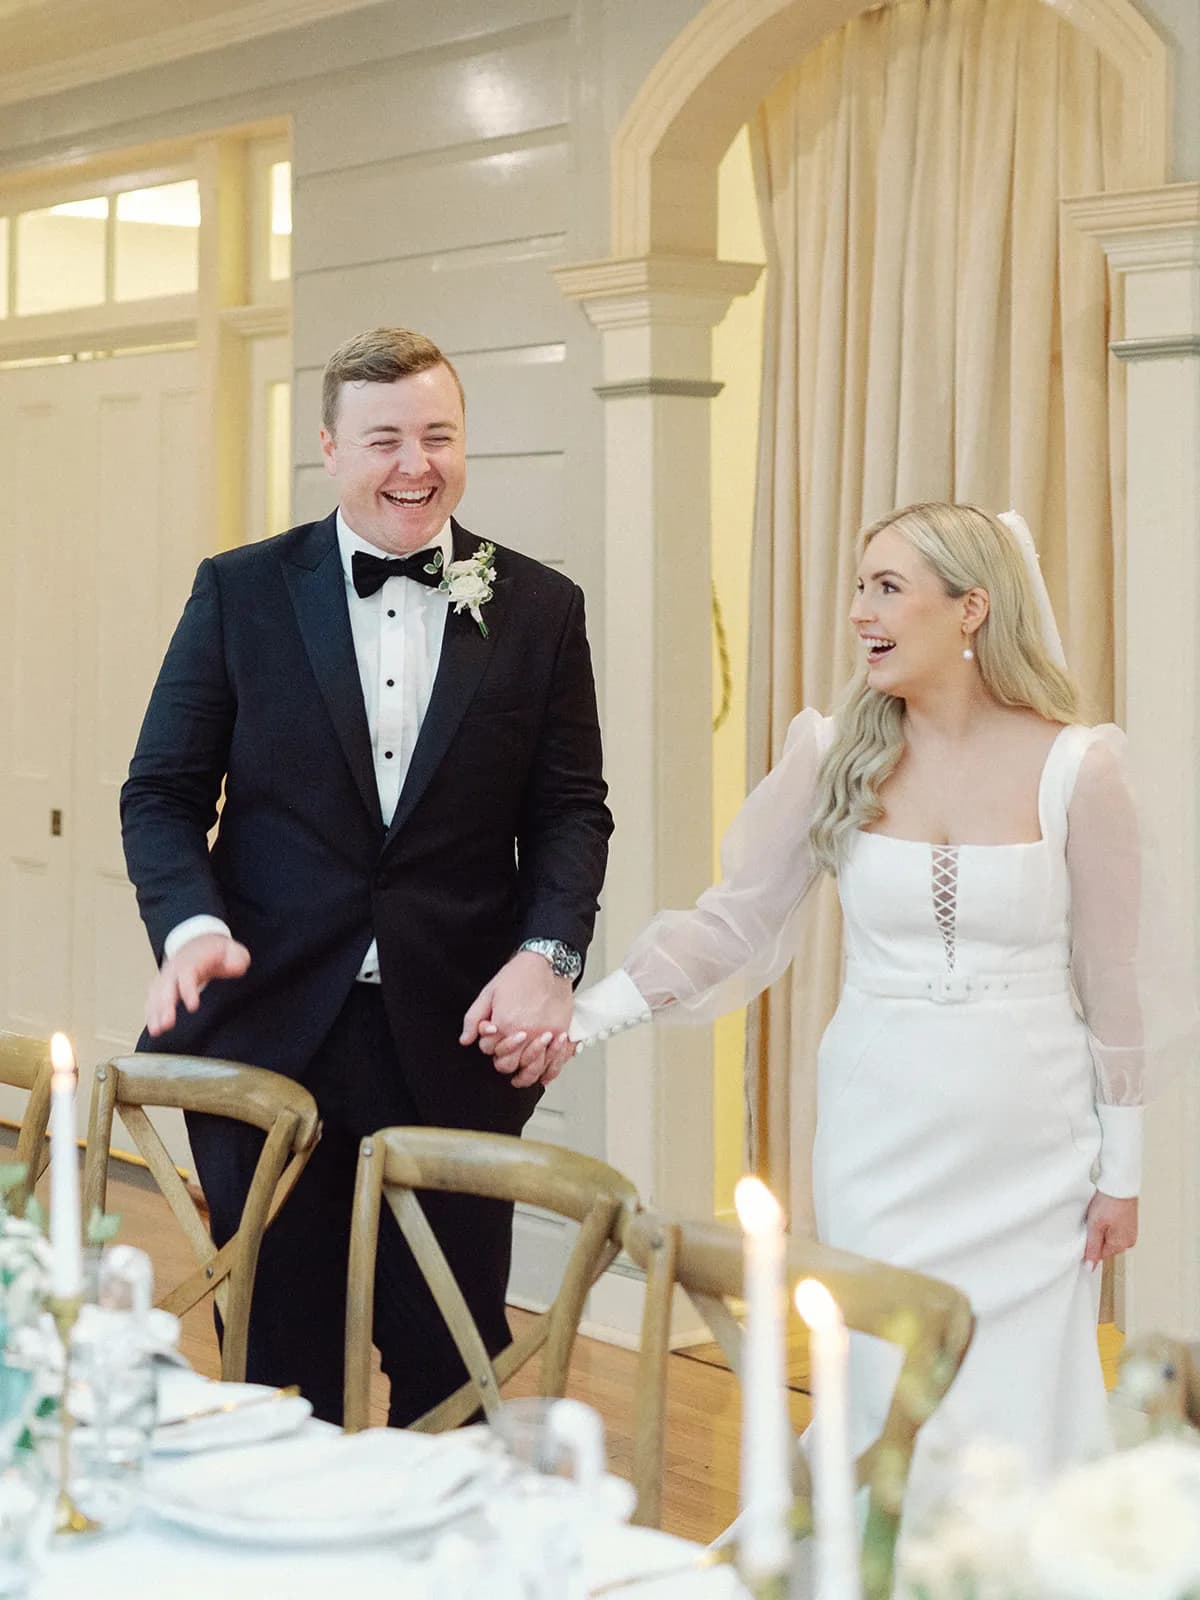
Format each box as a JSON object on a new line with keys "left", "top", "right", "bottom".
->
{"left": 844, "top": 962, "right": 1070, "bottom": 1004}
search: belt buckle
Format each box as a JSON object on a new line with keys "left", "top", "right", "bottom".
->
{"left": 930, "top": 973, "right": 971, "bottom": 1003}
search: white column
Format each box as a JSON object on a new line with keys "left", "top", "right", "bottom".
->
{"left": 555, "top": 254, "right": 761, "bottom": 1252}
{"left": 1067, "top": 185, "right": 1200, "bottom": 1337}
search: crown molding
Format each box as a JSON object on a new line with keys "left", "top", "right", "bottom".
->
{"left": 1064, "top": 184, "right": 1200, "bottom": 273}
{"left": 554, "top": 254, "right": 762, "bottom": 333}
{"left": 0, "top": 0, "right": 385, "bottom": 109}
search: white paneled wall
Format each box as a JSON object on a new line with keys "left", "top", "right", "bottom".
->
{"left": 289, "top": 9, "right": 574, "bottom": 587}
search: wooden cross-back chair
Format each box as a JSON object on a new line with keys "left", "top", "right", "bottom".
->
{"left": 343, "top": 1126, "right": 637, "bottom": 1434}
{"left": 622, "top": 1209, "right": 974, "bottom": 1600}
{"left": 82, "top": 1055, "right": 321, "bottom": 1381}
{"left": 0, "top": 1032, "right": 53, "bottom": 1216}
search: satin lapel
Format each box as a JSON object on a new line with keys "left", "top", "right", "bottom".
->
{"left": 281, "top": 514, "right": 380, "bottom": 826}
{"left": 384, "top": 519, "right": 498, "bottom": 846}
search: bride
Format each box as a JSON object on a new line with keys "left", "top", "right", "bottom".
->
{"left": 485, "top": 501, "right": 1193, "bottom": 1516}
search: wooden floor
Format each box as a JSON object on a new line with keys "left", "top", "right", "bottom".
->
{"left": 49, "top": 1153, "right": 1123, "bottom": 1547}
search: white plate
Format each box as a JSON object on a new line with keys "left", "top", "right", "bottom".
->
{"left": 147, "top": 1430, "right": 494, "bottom": 1546}
{"left": 152, "top": 1394, "right": 314, "bottom": 1455}
{"left": 154, "top": 1370, "right": 315, "bottom": 1454}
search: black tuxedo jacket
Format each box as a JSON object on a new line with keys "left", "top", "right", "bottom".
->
{"left": 121, "top": 512, "right": 612, "bottom": 1135}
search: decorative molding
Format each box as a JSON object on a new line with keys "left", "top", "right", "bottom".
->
{"left": 1064, "top": 182, "right": 1200, "bottom": 235}
{"left": 219, "top": 301, "right": 291, "bottom": 339}
{"left": 612, "top": 0, "right": 1170, "bottom": 257}
{"left": 1110, "top": 335, "right": 1200, "bottom": 362}
{"left": 0, "top": 294, "right": 197, "bottom": 363}
{"left": 554, "top": 255, "right": 762, "bottom": 335}
{"left": 0, "top": 0, "right": 386, "bottom": 109}
{"left": 555, "top": 255, "right": 763, "bottom": 303}
{"left": 594, "top": 377, "right": 724, "bottom": 399}
{"left": 1064, "top": 184, "right": 1200, "bottom": 273}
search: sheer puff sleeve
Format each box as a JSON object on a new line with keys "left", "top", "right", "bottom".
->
{"left": 1066, "top": 726, "right": 1200, "bottom": 1197}
{"left": 570, "top": 709, "right": 832, "bottom": 1048}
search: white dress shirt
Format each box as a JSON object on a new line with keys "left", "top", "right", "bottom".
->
{"left": 164, "top": 512, "right": 452, "bottom": 984}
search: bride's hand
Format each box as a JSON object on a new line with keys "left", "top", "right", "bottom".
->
{"left": 1083, "top": 1192, "right": 1138, "bottom": 1271}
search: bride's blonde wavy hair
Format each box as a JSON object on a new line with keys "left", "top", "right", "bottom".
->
{"left": 809, "top": 502, "right": 1080, "bottom": 872}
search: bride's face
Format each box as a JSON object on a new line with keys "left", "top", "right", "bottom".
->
{"left": 849, "top": 524, "right": 974, "bottom": 696}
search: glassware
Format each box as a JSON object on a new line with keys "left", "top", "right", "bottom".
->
{"left": 27, "top": 1305, "right": 158, "bottom": 1533}
{"left": 0, "top": 1465, "right": 47, "bottom": 1596}
{"left": 0, "top": 1323, "right": 32, "bottom": 1469}
{"left": 488, "top": 1398, "right": 607, "bottom": 1600}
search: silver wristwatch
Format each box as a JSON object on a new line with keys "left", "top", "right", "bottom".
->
{"left": 518, "top": 938, "right": 583, "bottom": 982}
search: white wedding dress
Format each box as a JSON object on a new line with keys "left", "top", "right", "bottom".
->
{"left": 814, "top": 723, "right": 1109, "bottom": 1519}
{"left": 572, "top": 710, "right": 1192, "bottom": 1521}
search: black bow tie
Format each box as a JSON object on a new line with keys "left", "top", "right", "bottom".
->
{"left": 351, "top": 548, "right": 445, "bottom": 599}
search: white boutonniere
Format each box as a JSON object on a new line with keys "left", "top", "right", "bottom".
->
{"left": 424, "top": 541, "right": 497, "bottom": 637}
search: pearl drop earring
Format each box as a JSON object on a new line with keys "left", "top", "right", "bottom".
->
{"left": 962, "top": 640, "right": 975, "bottom": 661}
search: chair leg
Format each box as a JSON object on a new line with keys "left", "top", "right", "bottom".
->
{"left": 343, "top": 1137, "right": 386, "bottom": 1433}
{"left": 222, "top": 1115, "right": 296, "bottom": 1384}
{"left": 631, "top": 1220, "right": 679, "bottom": 1530}
{"left": 541, "top": 1200, "right": 620, "bottom": 1397}
{"left": 80, "top": 1065, "right": 119, "bottom": 1226}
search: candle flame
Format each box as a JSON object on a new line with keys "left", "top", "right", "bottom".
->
{"left": 49, "top": 1031, "right": 76, "bottom": 1076}
{"left": 794, "top": 1277, "right": 841, "bottom": 1332}
{"left": 734, "top": 1174, "right": 784, "bottom": 1234}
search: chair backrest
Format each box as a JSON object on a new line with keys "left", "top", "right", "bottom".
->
{"left": 81, "top": 1054, "right": 321, "bottom": 1381}
{"left": 0, "top": 1032, "right": 53, "bottom": 1215}
{"left": 343, "top": 1126, "right": 637, "bottom": 1434}
{"left": 622, "top": 1209, "right": 974, "bottom": 1600}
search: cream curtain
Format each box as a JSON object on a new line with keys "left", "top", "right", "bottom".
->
{"left": 744, "top": 0, "right": 1128, "bottom": 1231}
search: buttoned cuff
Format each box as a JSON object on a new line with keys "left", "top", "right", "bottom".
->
{"left": 164, "top": 915, "right": 233, "bottom": 962}
{"left": 569, "top": 969, "right": 652, "bottom": 1050}
{"left": 1095, "top": 1104, "right": 1144, "bottom": 1199}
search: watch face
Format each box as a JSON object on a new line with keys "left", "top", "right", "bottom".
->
{"left": 522, "top": 939, "right": 580, "bottom": 979}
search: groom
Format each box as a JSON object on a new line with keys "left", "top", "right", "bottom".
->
{"left": 121, "top": 326, "right": 612, "bottom": 1424}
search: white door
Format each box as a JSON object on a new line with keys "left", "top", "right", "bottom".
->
{"left": 0, "top": 349, "right": 201, "bottom": 1169}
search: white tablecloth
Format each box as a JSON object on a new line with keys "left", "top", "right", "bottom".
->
{"left": 35, "top": 1514, "right": 743, "bottom": 1599}
{"left": 29, "top": 1402, "right": 748, "bottom": 1600}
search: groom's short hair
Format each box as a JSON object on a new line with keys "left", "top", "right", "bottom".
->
{"left": 321, "top": 327, "right": 465, "bottom": 433}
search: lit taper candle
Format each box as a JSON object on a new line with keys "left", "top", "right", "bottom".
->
{"left": 48, "top": 1032, "right": 83, "bottom": 1300}
{"left": 734, "top": 1175, "right": 791, "bottom": 1584}
{"left": 795, "top": 1278, "right": 861, "bottom": 1600}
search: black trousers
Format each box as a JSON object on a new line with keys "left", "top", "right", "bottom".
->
{"left": 184, "top": 984, "right": 514, "bottom": 1426}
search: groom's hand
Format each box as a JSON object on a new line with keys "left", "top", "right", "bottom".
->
{"left": 146, "top": 933, "right": 251, "bottom": 1037}
{"left": 460, "top": 951, "right": 574, "bottom": 1088}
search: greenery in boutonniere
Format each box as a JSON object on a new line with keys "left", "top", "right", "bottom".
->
{"left": 424, "top": 541, "right": 497, "bottom": 637}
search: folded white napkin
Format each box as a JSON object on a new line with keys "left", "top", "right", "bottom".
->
{"left": 158, "top": 1429, "right": 486, "bottom": 1524}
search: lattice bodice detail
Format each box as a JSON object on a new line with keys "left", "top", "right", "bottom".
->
{"left": 931, "top": 845, "right": 960, "bottom": 970}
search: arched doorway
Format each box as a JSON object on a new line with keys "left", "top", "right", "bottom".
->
{"left": 557, "top": 0, "right": 1182, "bottom": 1328}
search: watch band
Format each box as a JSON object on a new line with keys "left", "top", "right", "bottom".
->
{"left": 518, "top": 938, "right": 583, "bottom": 982}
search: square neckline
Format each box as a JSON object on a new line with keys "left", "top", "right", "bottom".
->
{"left": 856, "top": 723, "right": 1074, "bottom": 850}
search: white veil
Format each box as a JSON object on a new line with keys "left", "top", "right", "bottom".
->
{"left": 995, "top": 509, "right": 1069, "bottom": 670}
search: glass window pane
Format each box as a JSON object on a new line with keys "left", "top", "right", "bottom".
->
{"left": 114, "top": 180, "right": 200, "bottom": 303}
{"left": 269, "top": 162, "right": 291, "bottom": 281}
{"left": 0, "top": 219, "right": 8, "bottom": 318}
{"left": 15, "top": 199, "right": 108, "bottom": 315}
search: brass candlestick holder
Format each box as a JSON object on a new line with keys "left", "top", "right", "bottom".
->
{"left": 44, "top": 1293, "right": 101, "bottom": 1537}
{"left": 742, "top": 1572, "right": 789, "bottom": 1600}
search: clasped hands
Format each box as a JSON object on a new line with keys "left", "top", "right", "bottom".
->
{"left": 148, "top": 938, "right": 575, "bottom": 1090}
{"left": 460, "top": 950, "right": 577, "bottom": 1088}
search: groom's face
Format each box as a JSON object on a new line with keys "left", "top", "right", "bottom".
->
{"left": 320, "top": 363, "right": 467, "bottom": 555}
